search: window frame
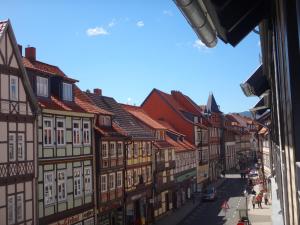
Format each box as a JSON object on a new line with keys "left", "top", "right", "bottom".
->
{"left": 8, "top": 195, "right": 15, "bottom": 225}
{"left": 8, "top": 133, "right": 16, "bottom": 162}
{"left": 84, "top": 166, "right": 92, "bottom": 194}
{"left": 43, "top": 118, "right": 54, "bottom": 146}
{"left": 36, "top": 76, "right": 48, "bottom": 97}
{"left": 109, "top": 173, "right": 116, "bottom": 190}
{"left": 83, "top": 121, "right": 91, "bottom": 145}
{"left": 57, "top": 170, "right": 67, "bottom": 202}
{"left": 73, "top": 120, "right": 81, "bottom": 146}
{"left": 110, "top": 142, "right": 116, "bottom": 158}
{"left": 10, "top": 75, "right": 18, "bottom": 101}
{"left": 102, "top": 142, "right": 108, "bottom": 158}
{"left": 117, "top": 171, "right": 122, "bottom": 188}
{"left": 74, "top": 167, "right": 83, "bottom": 198}
{"left": 62, "top": 82, "right": 73, "bottom": 101}
{"left": 56, "top": 119, "right": 66, "bottom": 146}
{"left": 44, "top": 171, "right": 55, "bottom": 206}
{"left": 117, "top": 142, "right": 123, "bottom": 157}
{"left": 101, "top": 174, "right": 107, "bottom": 192}
{"left": 17, "top": 133, "right": 25, "bottom": 161}
{"left": 134, "top": 143, "right": 139, "bottom": 158}
{"left": 16, "top": 193, "right": 24, "bottom": 223}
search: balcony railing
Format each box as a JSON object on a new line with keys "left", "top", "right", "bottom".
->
{"left": 0, "top": 161, "right": 34, "bottom": 179}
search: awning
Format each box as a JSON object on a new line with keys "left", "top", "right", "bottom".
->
{"left": 240, "top": 65, "right": 270, "bottom": 97}
{"left": 250, "top": 91, "right": 270, "bottom": 117}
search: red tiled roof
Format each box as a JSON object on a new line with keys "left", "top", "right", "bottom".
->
{"left": 154, "top": 140, "right": 174, "bottom": 149}
{"left": 122, "top": 104, "right": 166, "bottom": 130}
{"left": 74, "top": 86, "right": 113, "bottom": 115}
{"left": 165, "top": 135, "right": 195, "bottom": 152}
{"left": 38, "top": 95, "right": 87, "bottom": 113}
{"left": 94, "top": 123, "right": 128, "bottom": 138}
{"left": 22, "top": 57, "right": 78, "bottom": 82}
{"left": 157, "top": 120, "right": 184, "bottom": 136}
{"left": 156, "top": 89, "right": 186, "bottom": 112}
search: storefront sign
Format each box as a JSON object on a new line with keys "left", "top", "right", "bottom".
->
{"left": 49, "top": 209, "right": 94, "bottom": 225}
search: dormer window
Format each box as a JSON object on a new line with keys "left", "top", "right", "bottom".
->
{"left": 36, "top": 76, "right": 48, "bottom": 97}
{"left": 63, "top": 83, "right": 72, "bottom": 101}
{"left": 99, "top": 115, "right": 111, "bottom": 127}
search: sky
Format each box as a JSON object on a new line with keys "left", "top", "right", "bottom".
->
{"left": 1, "top": 0, "right": 261, "bottom": 113}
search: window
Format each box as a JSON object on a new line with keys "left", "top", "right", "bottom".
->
{"left": 142, "top": 167, "right": 147, "bottom": 182}
{"left": 127, "top": 170, "right": 133, "bottom": 187}
{"left": 16, "top": 193, "right": 24, "bottom": 222}
{"left": 83, "top": 121, "right": 90, "bottom": 145}
{"left": 127, "top": 145, "right": 132, "bottom": 158}
{"left": 57, "top": 170, "right": 67, "bottom": 202}
{"left": 43, "top": 118, "right": 53, "bottom": 146}
{"left": 100, "top": 116, "right": 111, "bottom": 126}
{"left": 84, "top": 167, "right": 92, "bottom": 194}
{"left": 44, "top": 171, "right": 55, "bottom": 205}
{"left": 109, "top": 173, "right": 115, "bottom": 190}
{"left": 134, "top": 143, "right": 139, "bottom": 158}
{"left": 117, "top": 171, "right": 122, "bottom": 188}
{"left": 10, "top": 76, "right": 18, "bottom": 100}
{"left": 63, "top": 83, "right": 73, "bottom": 101}
{"left": 110, "top": 142, "right": 116, "bottom": 157}
{"left": 74, "top": 168, "right": 82, "bottom": 197}
{"left": 8, "top": 195, "right": 15, "bottom": 225}
{"left": 102, "top": 143, "right": 108, "bottom": 158}
{"left": 56, "top": 119, "right": 65, "bottom": 146}
{"left": 101, "top": 175, "right": 107, "bottom": 192}
{"left": 17, "top": 134, "right": 25, "bottom": 161}
{"left": 8, "top": 133, "right": 16, "bottom": 161}
{"left": 84, "top": 218, "right": 94, "bottom": 225}
{"left": 117, "top": 142, "right": 123, "bottom": 156}
{"left": 147, "top": 166, "right": 151, "bottom": 181}
{"left": 146, "top": 142, "right": 151, "bottom": 155}
{"left": 142, "top": 142, "right": 147, "bottom": 156}
{"left": 133, "top": 169, "right": 138, "bottom": 185}
{"left": 73, "top": 121, "right": 81, "bottom": 145}
{"left": 36, "top": 76, "right": 48, "bottom": 97}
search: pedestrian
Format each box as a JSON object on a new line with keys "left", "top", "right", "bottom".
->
{"left": 256, "top": 194, "right": 262, "bottom": 208}
{"left": 252, "top": 195, "right": 256, "bottom": 209}
{"left": 264, "top": 192, "right": 269, "bottom": 205}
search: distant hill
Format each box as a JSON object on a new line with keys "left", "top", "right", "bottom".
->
{"left": 238, "top": 111, "right": 253, "bottom": 118}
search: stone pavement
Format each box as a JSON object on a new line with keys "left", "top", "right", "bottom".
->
{"left": 154, "top": 178, "right": 226, "bottom": 225}
{"left": 247, "top": 182, "right": 272, "bottom": 225}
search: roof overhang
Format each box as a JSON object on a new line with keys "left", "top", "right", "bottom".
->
{"left": 240, "top": 65, "right": 270, "bottom": 97}
{"left": 174, "top": 0, "right": 217, "bottom": 47}
{"left": 250, "top": 90, "right": 270, "bottom": 116}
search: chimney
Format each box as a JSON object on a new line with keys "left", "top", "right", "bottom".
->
{"left": 93, "top": 88, "right": 102, "bottom": 96}
{"left": 25, "top": 47, "right": 36, "bottom": 61}
{"left": 17, "top": 44, "right": 22, "bottom": 56}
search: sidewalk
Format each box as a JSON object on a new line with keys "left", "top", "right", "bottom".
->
{"left": 154, "top": 178, "right": 226, "bottom": 225}
{"left": 247, "top": 182, "right": 272, "bottom": 225}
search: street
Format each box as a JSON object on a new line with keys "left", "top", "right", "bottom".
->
{"left": 181, "top": 174, "right": 248, "bottom": 225}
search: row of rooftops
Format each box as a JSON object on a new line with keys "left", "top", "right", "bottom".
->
{"left": 0, "top": 19, "right": 259, "bottom": 152}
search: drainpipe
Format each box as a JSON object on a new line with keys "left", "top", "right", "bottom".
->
{"left": 174, "top": 0, "right": 217, "bottom": 47}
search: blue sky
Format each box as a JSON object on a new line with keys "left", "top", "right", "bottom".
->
{"left": 1, "top": 0, "right": 260, "bottom": 113}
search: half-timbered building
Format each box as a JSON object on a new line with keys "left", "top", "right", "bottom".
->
{"left": 0, "top": 20, "right": 39, "bottom": 225}
{"left": 86, "top": 90, "right": 154, "bottom": 225}
{"left": 22, "top": 47, "right": 96, "bottom": 225}
{"left": 75, "top": 87, "right": 128, "bottom": 225}
{"left": 122, "top": 104, "right": 176, "bottom": 219}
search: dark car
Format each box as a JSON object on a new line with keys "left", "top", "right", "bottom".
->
{"left": 202, "top": 187, "right": 217, "bottom": 201}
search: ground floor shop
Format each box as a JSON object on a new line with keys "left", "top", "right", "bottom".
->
{"left": 98, "top": 205, "right": 123, "bottom": 225}
{"left": 125, "top": 188, "right": 152, "bottom": 225}
{"left": 48, "top": 209, "right": 95, "bottom": 225}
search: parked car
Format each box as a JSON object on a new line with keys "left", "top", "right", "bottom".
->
{"left": 202, "top": 187, "right": 217, "bottom": 201}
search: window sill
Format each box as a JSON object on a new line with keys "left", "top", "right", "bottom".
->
{"left": 57, "top": 199, "right": 67, "bottom": 204}
{"left": 74, "top": 195, "right": 83, "bottom": 200}
{"left": 43, "top": 144, "right": 55, "bottom": 148}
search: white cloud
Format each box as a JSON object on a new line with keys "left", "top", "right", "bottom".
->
{"left": 108, "top": 19, "right": 116, "bottom": 28}
{"left": 193, "top": 39, "right": 208, "bottom": 50}
{"left": 163, "top": 10, "right": 173, "bottom": 16}
{"left": 136, "top": 21, "right": 144, "bottom": 27}
{"left": 86, "top": 27, "right": 109, "bottom": 36}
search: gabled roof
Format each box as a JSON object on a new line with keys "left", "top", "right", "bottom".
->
{"left": 38, "top": 95, "right": 86, "bottom": 113}
{"left": 165, "top": 135, "right": 195, "bottom": 153}
{"left": 74, "top": 86, "right": 113, "bottom": 115}
{"left": 0, "top": 19, "right": 39, "bottom": 113}
{"left": 23, "top": 57, "right": 78, "bottom": 83}
{"left": 86, "top": 92, "right": 154, "bottom": 140}
{"left": 122, "top": 104, "right": 166, "bottom": 130}
{"left": 206, "top": 92, "right": 221, "bottom": 113}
